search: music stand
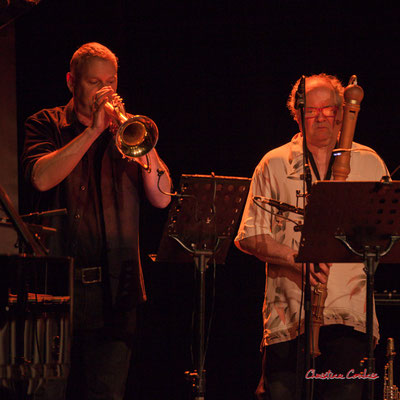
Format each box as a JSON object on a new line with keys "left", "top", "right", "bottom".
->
{"left": 296, "top": 180, "right": 400, "bottom": 400}
{"left": 155, "top": 174, "right": 251, "bottom": 399}
{"left": 0, "top": 184, "right": 47, "bottom": 256}
{"left": 0, "top": 184, "right": 73, "bottom": 396}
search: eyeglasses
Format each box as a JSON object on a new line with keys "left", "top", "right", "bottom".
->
{"left": 304, "top": 106, "right": 338, "bottom": 119}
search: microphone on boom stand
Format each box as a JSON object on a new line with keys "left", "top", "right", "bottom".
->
{"left": 252, "top": 196, "right": 305, "bottom": 216}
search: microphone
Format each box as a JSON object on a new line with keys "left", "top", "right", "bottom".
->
{"left": 295, "top": 75, "right": 306, "bottom": 110}
{"left": 253, "top": 196, "right": 305, "bottom": 215}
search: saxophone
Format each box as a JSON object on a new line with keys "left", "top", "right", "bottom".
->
{"left": 309, "top": 76, "right": 364, "bottom": 357}
{"left": 384, "top": 338, "right": 399, "bottom": 400}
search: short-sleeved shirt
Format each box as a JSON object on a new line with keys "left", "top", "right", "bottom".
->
{"left": 21, "top": 100, "right": 147, "bottom": 333}
{"left": 235, "top": 133, "right": 388, "bottom": 347}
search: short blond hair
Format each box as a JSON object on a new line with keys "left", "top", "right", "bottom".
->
{"left": 70, "top": 42, "right": 118, "bottom": 78}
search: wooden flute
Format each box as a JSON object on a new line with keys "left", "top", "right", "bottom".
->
{"left": 309, "top": 75, "right": 364, "bottom": 357}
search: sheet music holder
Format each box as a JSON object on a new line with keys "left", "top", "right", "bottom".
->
{"left": 155, "top": 174, "right": 251, "bottom": 264}
{"left": 296, "top": 181, "right": 400, "bottom": 264}
{"left": 154, "top": 174, "right": 250, "bottom": 399}
{"left": 296, "top": 180, "right": 400, "bottom": 400}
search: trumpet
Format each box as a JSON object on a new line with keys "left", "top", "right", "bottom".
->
{"left": 103, "top": 95, "right": 158, "bottom": 172}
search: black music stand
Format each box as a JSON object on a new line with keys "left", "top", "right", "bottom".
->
{"left": 0, "top": 184, "right": 73, "bottom": 396}
{"left": 296, "top": 180, "right": 400, "bottom": 400}
{"left": 155, "top": 174, "right": 251, "bottom": 400}
{"left": 0, "top": 184, "right": 48, "bottom": 256}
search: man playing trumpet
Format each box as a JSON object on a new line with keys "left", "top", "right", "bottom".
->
{"left": 235, "top": 74, "right": 387, "bottom": 400}
{"left": 21, "top": 42, "right": 172, "bottom": 400}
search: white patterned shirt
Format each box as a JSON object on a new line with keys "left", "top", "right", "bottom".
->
{"left": 235, "top": 133, "right": 388, "bottom": 346}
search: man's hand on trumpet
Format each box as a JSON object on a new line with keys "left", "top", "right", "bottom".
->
{"left": 91, "top": 86, "right": 115, "bottom": 133}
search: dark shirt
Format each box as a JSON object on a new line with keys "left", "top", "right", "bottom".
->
{"left": 21, "top": 99, "right": 147, "bottom": 333}
{"left": 72, "top": 131, "right": 109, "bottom": 269}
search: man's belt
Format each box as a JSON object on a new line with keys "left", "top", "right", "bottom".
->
{"left": 74, "top": 267, "right": 102, "bottom": 284}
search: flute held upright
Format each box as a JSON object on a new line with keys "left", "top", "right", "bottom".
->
{"left": 332, "top": 75, "right": 364, "bottom": 181}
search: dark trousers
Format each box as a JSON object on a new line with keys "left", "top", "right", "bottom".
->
{"left": 65, "top": 331, "right": 132, "bottom": 400}
{"left": 30, "top": 332, "right": 132, "bottom": 400}
{"left": 255, "top": 325, "right": 369, "bottom": 400}
{"left": 65, "top": 282, "right": 135, "bottom": 400}
{"left": 33, "top": 282, "right": 135, "bottom": 400}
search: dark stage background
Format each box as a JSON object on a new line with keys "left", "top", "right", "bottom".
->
{"left": 13, "top": 1, "right": 400, "bottom": 399}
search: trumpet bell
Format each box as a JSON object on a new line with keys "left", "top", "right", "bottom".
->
{"left": 115, "top": 115, "right": 159, "bottom": 158}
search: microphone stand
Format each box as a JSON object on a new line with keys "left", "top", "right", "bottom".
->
{"left": 295, "top": 76, "right": 313, "bottom": 400}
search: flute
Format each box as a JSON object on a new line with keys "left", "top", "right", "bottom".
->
{"left": 310, "top": 76, "right": 364, "bottom": 358}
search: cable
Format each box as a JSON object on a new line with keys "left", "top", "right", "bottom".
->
{"left": 332, "top": 147, "right": 392, "bottom": 180}
{"left": 391, "top": 164, "right": 400, "bottom": 178}
{"left": 156, "top": 169, "right": 200, "bottom": 222}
